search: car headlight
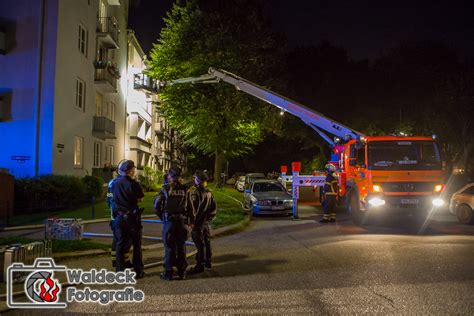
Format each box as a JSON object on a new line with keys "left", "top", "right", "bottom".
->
{"left": 434, "top": 184, "right": 445, "bottom": 193}
{"left": 432, "top": 198, "right": 444, "bottom": 207}
{"left": 284, "top": 201, "right": 293, "bottom": 207}
{"left": 257, "top": 200, "right": 271, "bottom": 206}
{"left": 368, "top": 197, "right": 385, "bottom": 207}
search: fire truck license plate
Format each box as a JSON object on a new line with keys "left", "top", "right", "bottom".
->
{"left": 401, "top": 199, "right": 419, "bottom": 204}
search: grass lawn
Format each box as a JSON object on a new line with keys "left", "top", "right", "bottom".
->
{"left": 0, "top": 237, "right": 110, "bottom": 253}
{"left": 208, "top": 184, "right": 247, "bottom": 229}
{"left": 7, "top": 184, "right": 246, "bottom": 229}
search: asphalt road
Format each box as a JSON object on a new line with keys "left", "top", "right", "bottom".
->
{"left": 11, "top": 204, "right": 473, "bottom": 315}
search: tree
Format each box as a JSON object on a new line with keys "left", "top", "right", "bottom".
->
{"left": 148, "top": 0, "right": 285, "bottom": 183}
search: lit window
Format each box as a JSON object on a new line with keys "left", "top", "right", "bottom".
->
{"left": 95, "top": 92, "right": 103, "bottom": 116}
{"left": 93, "top": 142, "right": 102, "bottom": 168}
{"left": 78, "top": 25, "right": 88, "bottom": 57}
{"left": 76, "top": 78, "right": 86, "bottom": 111}
{"left": 74, "top": 136, "right": 84, "bottom": 168}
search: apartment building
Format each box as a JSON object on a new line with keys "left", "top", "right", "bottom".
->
{"left": 0, "top": 0, "right": 186, "bottom": 179}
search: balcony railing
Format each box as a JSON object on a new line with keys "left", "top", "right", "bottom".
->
{"left": 96, "top": 16, "right": 119, "bottom": 48}
{"left": 134, "top": 73, "right": 159, "bottom": 93}
{"left": 94, "top": 62, "right": 119, "bottom": 92}
{"left": 93, "top": 116, "right": 116, "bottom": 139}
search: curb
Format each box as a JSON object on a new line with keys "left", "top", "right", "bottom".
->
{"left": 211, "top": 215, "right": 251, "bottom": 238}
{"left": 1, "top": 215, "right": 157, "bottom": 232}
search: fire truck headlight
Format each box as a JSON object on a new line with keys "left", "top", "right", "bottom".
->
{"left": 434, "top": 184, "right": 445, "bottom": 193}
{"left": 372, "top": 184, "right": 383, "bottom": 193}
{"left": 432, "top": 198, "right": 444, "bottom": 207}
{"left": 368, "top": 197, "right": 386, "bottom": 207}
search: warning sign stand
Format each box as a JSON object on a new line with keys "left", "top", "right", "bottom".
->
{"left": 291, "top": 162, "right": 326, "bottom": 219}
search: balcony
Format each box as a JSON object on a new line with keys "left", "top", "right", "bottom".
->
{"left": 93, "top": 116, "right": 116, "bottom": 139}
{"left": 96, "top": 17, "right": 119, "bottom": 49}
{"left": 94, "top": 61, "right": 120, "bottom": 93}
{"left": 134, "top": 73, "right": 159, "bottom": 93}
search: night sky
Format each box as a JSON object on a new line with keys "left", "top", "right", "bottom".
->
{"left": 128, "top": 0, "right": 474, "bottom": 60}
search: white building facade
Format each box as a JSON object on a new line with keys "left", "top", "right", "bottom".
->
{"left": 0, "top": 0, "right": 186, "bottom": 179}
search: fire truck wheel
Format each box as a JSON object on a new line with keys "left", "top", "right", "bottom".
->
{"left": 456, "top": 204, "right": 474, "bottom": 225}
{"left": 348, "top": 193, "right": 365, "bottom": 225}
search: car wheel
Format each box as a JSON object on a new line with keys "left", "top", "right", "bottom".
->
{"left": 348, "top": 193, "right": 366, "bottom": 225}
{"left": 456, "top": 204, "right": 474, "bottom": 225}
{"left": 250, "top": 204, "right": 258, "bottom": 217}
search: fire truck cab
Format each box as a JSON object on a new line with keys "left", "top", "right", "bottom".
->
{"left": 342, "top": 136, "right": 445, "bottom": 223}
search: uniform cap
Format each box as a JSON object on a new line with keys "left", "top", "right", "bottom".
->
{"left": 194, "top": 170, "right": 209, "bottom": 181}
{"left": 118, "top": 160, "right": 136, "bottom": 173}
{"left": 168, "top": 166, "right": 182, "bottom": 177}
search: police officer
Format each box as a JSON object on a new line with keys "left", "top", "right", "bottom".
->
{"left": 107, "top": 179, "right": 132, "bottom": 270}
{"left": 187, "top": 170, "right": 217, "bottom": 274}
{"left": 109, "top": 160, "right": 145, "bottom": 278}
{"left": 154, "top": 166, "right": 189, "bottom": 281}
{"left": 320, "top": 164, "right": 338, "bottom": 223}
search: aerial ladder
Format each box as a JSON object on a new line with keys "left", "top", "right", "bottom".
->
{"left": 164, "top": 68, "right": 364, "bottom": 149}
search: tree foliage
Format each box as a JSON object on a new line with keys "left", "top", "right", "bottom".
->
{"left": 148, "top": 0, "right": 285, "bottom": 181}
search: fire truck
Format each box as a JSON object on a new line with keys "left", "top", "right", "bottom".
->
{"left": 163, "top": 68, "right": 446, "bottom": 224}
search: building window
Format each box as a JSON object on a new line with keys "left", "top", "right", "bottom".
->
{"left": 78, "top": 25, "right": 88, "bottom": 57}
{"left": 93, "top": 142, "right": 102, "bottom": 168}
{"left": 105, "top": 145, "right": 114, "bottom": 166}
{"left": 76, "top": 78, "right": 86, "bottom": 111}
{"left": 74, "top": 136, "right": 84, "bottom": 168}
{"left": 95, "top": 92, "right": 103, "bottom": 116}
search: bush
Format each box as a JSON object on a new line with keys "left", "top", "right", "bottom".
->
{"left": 14, "top": 174, "right": 101, "bottom": 213}
{"left": 83, "top": 175, "right": 104, "bottom": 199}
{"left": 137, "top": 166, "right": 165, "bottom": 191}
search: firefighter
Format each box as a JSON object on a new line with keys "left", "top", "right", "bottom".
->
{"left": 109, "top": 160, "right": 145, "bottom": 278}
{"left": 320, "top": 164, "right": 338, "bottom": 223}
{"left": 154, "top": 166, "right": 189, "bottom": 281}
{"left": 187, "top": 170, "right": 217, "bottom": 274}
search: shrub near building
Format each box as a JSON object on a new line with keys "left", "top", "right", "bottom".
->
{"left": 14, "top": 175, "right": 104, "bottom": 213}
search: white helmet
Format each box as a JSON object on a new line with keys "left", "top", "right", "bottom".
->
{"left": 325, "top": 164, "right": 336, "bottom": 172}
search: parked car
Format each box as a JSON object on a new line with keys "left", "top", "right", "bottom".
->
{"left": 244, "top": 179, "right": 293, "bottom": 216}
{"left": 449, "top": 183, "right": 474, "bottom": 224}
{"left": 236, "top": 176, "right": 246, "bottom": 192}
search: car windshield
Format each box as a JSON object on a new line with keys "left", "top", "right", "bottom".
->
{"left": 253, "top": 182, "right": 285, "bottom": 192}
{"left": 368, "top": 141, "right": 442, "bottom": 170}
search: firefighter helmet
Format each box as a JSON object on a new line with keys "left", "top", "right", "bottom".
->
{"left": 325, "top": 164, "right": 336, "bottom": 172}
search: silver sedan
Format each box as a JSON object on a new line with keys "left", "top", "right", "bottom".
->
{"left": 244, "top": 179, "right": 293, "bottom": 216}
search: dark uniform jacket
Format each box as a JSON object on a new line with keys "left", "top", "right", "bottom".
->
{"left": 323, "top": 173, "right": 339, "bottom": 197}
{"left": 187, "top": 186, "right": 217, "bottom": 227}
{"left": 154, "top": 182, "right": 188, "bottom": 220}
{"left": 108, "top": 175, "right": 144, "bottom": 218}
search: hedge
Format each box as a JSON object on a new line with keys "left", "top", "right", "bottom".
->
{"left": 14, "top": 175, "right": 104, "bottom": 213}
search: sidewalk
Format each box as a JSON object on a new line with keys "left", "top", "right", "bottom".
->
{"left": 0, "top": 216, "right": 251, "bottom": 297}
